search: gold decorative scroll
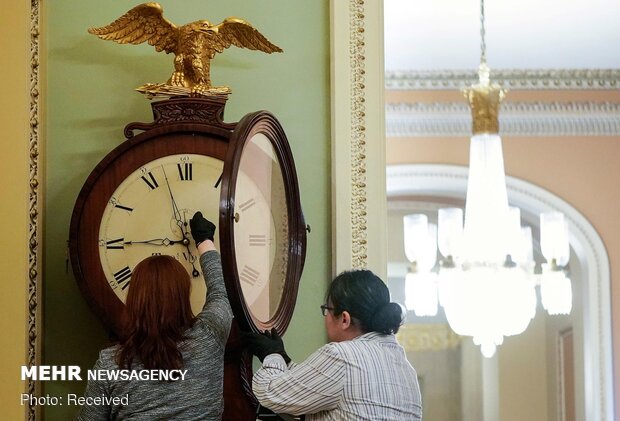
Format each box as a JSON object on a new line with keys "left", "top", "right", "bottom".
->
{"left": 349, "top": 0, "right": 368, "bottom": 269}
{"left": 28, "top": 1, "right": 43, "bottom": 420}
{"left": 397, "top": 323, "right": 462, "bottom": 352}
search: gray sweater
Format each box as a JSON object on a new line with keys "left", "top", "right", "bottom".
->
{"left": 76, "top": 251, "right": 233, "bottom": 420}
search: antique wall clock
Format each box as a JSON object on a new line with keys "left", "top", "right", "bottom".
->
{"left": 69, "top": 97, "right": 307, "bottom": 419}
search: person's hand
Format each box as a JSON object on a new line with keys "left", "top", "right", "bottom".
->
{"left": 241, "top": 328, "right": 291, "bottom": 364}
{"left": 190, "top": 212, "right": 216, "bottom": 246}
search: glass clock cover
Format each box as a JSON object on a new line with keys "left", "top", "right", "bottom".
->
{"left": 220, "top": 111, "right": 306, "bottom": 334}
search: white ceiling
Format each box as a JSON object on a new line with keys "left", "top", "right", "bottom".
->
{"left": 384, "top": 0, "right": 620, "bottom": 71}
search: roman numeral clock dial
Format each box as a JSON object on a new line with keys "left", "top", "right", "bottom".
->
{"left": 69, "top": 98, "right": 235, "bottom": 336}
{"left": 231, "top": 147, "right": 286, "bottom": 322}
{"left": 99, "top": 154, "right": 223, "bottom": 314}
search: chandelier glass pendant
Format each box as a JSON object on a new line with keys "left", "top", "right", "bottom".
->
{"left": 403, "top": 0, "right": 572, "bottom": 358}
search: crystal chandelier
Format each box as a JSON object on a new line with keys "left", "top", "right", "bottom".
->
{"left": 403, "top": 0, "right": 572, "bottom": 358}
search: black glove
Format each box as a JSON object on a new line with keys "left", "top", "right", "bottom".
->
{"left": 241, "top": 328, "right": 291, "bottom": 364}
{"left": 190, "top": 211, "right": 216, "bottom": 246}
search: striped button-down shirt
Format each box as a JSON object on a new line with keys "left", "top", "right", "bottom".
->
{"left": 252, "top": 331, "right": 422, "bottom": 420}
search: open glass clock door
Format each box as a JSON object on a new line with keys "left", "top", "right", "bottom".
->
{"left": 220, "top": 110, "right": 306, "bottom": 335}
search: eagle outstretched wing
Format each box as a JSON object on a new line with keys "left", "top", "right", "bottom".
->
{"left": 211, "top": 18, "right": 284, "bottom": 55}
{"left": 88, "top": 2, "right": 179, "bottom": 54}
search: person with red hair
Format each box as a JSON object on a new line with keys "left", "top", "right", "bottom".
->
{"left": 77, "top": 212, "right": 232, "bottom": 420}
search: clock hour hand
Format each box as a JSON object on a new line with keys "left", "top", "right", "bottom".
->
{"left": 124, "top": 237, "right": 189, "bottom": 246}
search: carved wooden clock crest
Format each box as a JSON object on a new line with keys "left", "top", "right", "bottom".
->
{"left": 69, "top": 4, "right": 306, "bottom": 420}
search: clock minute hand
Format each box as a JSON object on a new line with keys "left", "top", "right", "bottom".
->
{"left": 124, "top": 237, "right": 189, "bottom": 246}
{"left": 160, "top": 167, "right": 198, "bottom": 277}
{"left": 178, "top": 210, "right": 200, "bottom": 278}
{"left": 162, "top": 166, "right": 184, "bottom": 228}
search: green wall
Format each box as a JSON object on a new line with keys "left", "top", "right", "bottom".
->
{"left": 45, "top": 1, "right": 330, "bottom": 418}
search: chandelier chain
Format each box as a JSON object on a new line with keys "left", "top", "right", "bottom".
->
{"left": 480, "top": 0, "right": 486, "bottom": 65}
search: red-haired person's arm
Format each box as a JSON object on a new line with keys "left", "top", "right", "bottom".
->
{"left": 196, "top": 240, "right": 233, "bottom": 344}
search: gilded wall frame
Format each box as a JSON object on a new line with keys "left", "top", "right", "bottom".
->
{"left": 27, "top": 0, "right": 43, "bottom": 420}
{"left": 330, "top": 0, "right": 387, "bottom": 277}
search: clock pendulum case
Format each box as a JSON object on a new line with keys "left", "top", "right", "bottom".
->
{"left": 69, "top": 96, "right": 307, "bottom": 420}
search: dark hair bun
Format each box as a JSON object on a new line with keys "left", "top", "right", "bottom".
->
{"left": 327, "top": 269, "right": 404, "bottom": 335}
{"left": 369, "top": 302, "right": 404, "bottom": 334}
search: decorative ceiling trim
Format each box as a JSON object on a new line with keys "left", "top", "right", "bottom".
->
{"left": 386, "top": 102, "right": 620, "bottom": 137}
{"left": 385, "top": 69, "right": 620, "bottom": 90}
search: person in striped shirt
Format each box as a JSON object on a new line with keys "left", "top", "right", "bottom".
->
{"left": 244, "top": 269, "right": 422, "bottom": 420}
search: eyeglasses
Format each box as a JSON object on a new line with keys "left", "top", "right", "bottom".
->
{"left": 320, "top": 304, "right": 335, "bottom": 316}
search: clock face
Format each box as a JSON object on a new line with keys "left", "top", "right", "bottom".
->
{"left": 98, "top": 153, "right": 223, "bottom": 315}
{"left": 232, "top": 133, "right": 288, "bottom": 322}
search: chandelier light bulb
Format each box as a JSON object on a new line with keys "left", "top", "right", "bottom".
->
{"left": 421, "top": 223, "right": 438, "bottom": 272}
{"left": 520, "top": 226, "right": 535, "bottom": 265}
{"left": 540, "top": 266, "right": 573, "bottom": 315}
{"left": 505, "top": 206, "right": 523, "bottom": 262}
{"left": 403, "top": 214, "right": 428, "bottom": 263}
{"left": 403, "top": 215, "right": 437, "bottom": 272}
{"left": 405, "top": 272, "right": 439, "bottom": 317}
{"left": 438, "top": 207, "right": 463, "bottom": 259}
{"left": 480, "top": 342, "right": 497, "bottom": 359}
{"left": 540, "top": 211, "right": 570, "bottom": 267}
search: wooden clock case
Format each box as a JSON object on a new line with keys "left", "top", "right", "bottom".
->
{"left": 69, "top": 96, "right": 307, "bottom": 420}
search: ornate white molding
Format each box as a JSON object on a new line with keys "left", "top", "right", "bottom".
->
{"left": 387, "top": 164, "right": 614, "bottom": 421}
{"left": 386, "top": 102, "right": 620, "bottom": 137}
{"left": 331, "top": 0, "right": 386, "bottom": 277}
{"left": 348, "top": 0, "right": 368, "bottom": 269}
{"left": 386, "top": 69, "right": 620, "bottom": 90}
{"left": 28, "top": 1, "right": 42, "bottom": 420}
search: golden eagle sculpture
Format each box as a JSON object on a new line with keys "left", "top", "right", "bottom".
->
{"left": 88, "top": 2, "right": 283, "bottom": 97}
